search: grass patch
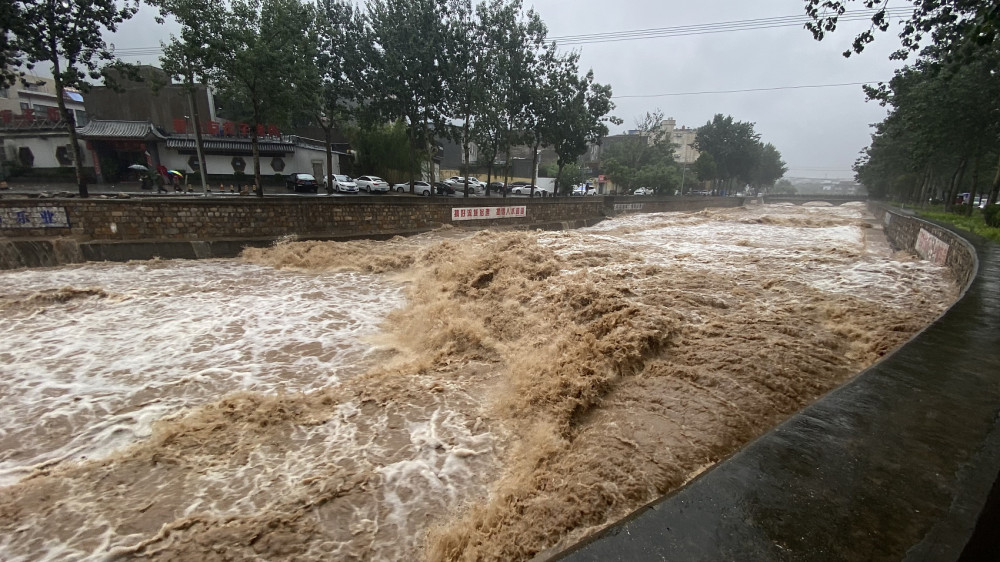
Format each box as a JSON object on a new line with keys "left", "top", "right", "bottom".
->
{"left": 918, "top": 208, "right": 1000, "bottom": 244}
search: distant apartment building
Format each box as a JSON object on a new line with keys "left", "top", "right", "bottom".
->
{"left": 590, "top": 117, "right": 700, "bottom": 166}
{"left": 1, "top": 73, "right": 91, "bottom": 176}
{"left": 0, "top": 73, "right": 88, "bottom": 126}
{"left": 658, "top": 118, "right": 699, "bottom": 165}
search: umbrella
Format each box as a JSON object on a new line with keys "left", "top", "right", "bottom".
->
{"left": 128, "top": 164, "right": 148, "bottom": 171}
{"left": 167, "top": 170, "right": 184, "bottom": 177}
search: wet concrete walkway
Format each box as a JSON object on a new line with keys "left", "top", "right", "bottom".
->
{"left": 557, "top": 224, "right": 1000, "bottom": 561}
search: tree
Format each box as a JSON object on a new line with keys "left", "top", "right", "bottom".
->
{"left": 469, "top": 0, "right": 525, "bottom": 195}
{"left": 693, "top": 152, "right": 718, "bottom": 187}
{"left": 694, "top": 114, "right": 763, "bottom": 192}
{"left": 749, "top": 143, "right": 788, "bottom": 192}
{"left": 804, "top": 0, "right": 1000, "bottom": 61}
{"left": 772, "top": 179, "right": 797, "bottom": 194}
{"left": 805, "top": 0, "right": 1000, "bottom": 211}
{"left": 0, "top": 2, "right": 21, "bottom": 88}
{"left": 346, "top": 120, "right": 413, "bottom": 179}
{"left": 543, "top": 61, "right": 619, "bottom": 196}
{"left": 491, "top": 5, "right": 549, "bottom": 194}
{"left": 152, "top": 0, "right": 227, "bottom": 196}
{"left": 601, "top": 111, "right": 675, "bottom": 194}
{"left": 7, "top": 0, "right": 140, "bottom": 197}
{"left": 442, "top": 0, "right": 492, "bottom": 197}
{"left": 310, "top": 0, "right": 364, "bottom": 192}
{"left": 542, "top": 162, "right": 586, "bottom": 190}
{"left": 852, "top": 51, "right": 1000, "bottom": 208}
{"left": 364, "top": 0, "right": 452, "bottom": 194}
{"left": 211, "top": 0, "right": 318, "bottom": 197}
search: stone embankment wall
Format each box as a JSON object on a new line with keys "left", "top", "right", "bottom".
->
{"left": 0, "top": 195, "right": 743, "bottom": 269}
{"left": 870, "top": 203, "right": 978, "bottom": 289}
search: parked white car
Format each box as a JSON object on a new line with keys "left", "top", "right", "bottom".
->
{"left": 572, "top": 184, "right": 597, "bottom": 196}
{"left": 446, "top": 176, "right": 485, "bottom": 193}
{"left": 512, "top": 184, "right": 551, "bottom": 197}
{"left": 355, "top": 175, "right": 390, "bottom": 193}
{"left": 331, "top": 174, "right": 357, "bottom": 194}
{"left": 633, "top": 187, "right": 654, "bottom": 196}
{"left": 393, "top": 181, "right": 433, "bottom": 195}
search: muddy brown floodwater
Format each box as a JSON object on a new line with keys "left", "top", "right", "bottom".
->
{"left": 0, "top": 203, "right": 958, "bottom": 561}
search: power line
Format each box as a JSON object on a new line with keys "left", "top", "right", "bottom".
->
{"left": 550, "top": 8, "right": 911, "bottom": 46}
{"left": 109, "top": 8, "right": 911, "bottom": 59}
{"left": 612, "top": 81, "right": 882, "bottom": 99}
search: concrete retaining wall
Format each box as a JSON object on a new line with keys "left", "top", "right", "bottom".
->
{"left": 871, "top": 203, "right": 978, "bottom": 289}
{"left": 0, "top": 195, "right": 743, "bottom": 269}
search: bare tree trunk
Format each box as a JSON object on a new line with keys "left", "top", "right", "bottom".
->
{"left": 944, "top": 157, "right": 968, "bottom": 212}
{"left": 407, "top": 118, "right": 418, "bottom": 194}
{"left": 917, "top": 166, "right": 932, "bottom": 207}
{"left": 51, "top": 55, "right": 88, "bottom": 197}
{"left": 503, "top": 141, "right": 511, "bottom": 199}
{"left": 252, "top": 99, "right": 263, "bottom": 198}
{"left": 986, "top": 151, "right": 1000, "bottom": 208}
{"left": 967, "top": 154, "right": 981, "bottom": 216}
{"left": 186, "top": 82, "right": 208, "bottom": 196}
{"left": 529, "top": 139, "right": 540, "bottom": 197}
{"left": 424, "top": 116, "right": 437, "bottom": 196}
{"left": 320, "top": 119, "right": 334, "bottom": 194}
{"left": 462, "top": 111, "right": 471, "bottom": 197}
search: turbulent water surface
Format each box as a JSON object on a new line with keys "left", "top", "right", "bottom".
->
{"left": 0, "top": 203, "right": 958, "bottom": 561}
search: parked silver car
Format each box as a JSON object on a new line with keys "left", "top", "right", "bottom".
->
{"left": 332, "top": 174, "right": 358, "bottom": 194}
{"left": 355, "top": 175, "right": 390, "bottom": 193}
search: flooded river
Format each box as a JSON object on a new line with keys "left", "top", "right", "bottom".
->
{"left": 0, "top": 203, "right": 958, "bottom": 560}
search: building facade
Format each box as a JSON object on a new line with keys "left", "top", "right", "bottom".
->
{"left": 2, "top": 66, "right": 346, "bottom": 185}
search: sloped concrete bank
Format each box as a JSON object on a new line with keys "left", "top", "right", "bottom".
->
{"left": 556, "top": 204, "right": 1000, "bottom": 560}
{"left": 0, "top": 195, "right": 742, "bottom": 269}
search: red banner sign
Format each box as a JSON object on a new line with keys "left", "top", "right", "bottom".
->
{"left": 451, "top": 206, "right": 526, "bottom": 221}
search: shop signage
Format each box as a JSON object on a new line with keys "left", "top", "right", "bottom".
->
{"left": 451, "top": 206, "right": 526, "bottom": 221}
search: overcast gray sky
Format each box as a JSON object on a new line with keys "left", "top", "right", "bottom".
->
{"left": 104, "top": 0, "right": 907, "bottom": 180}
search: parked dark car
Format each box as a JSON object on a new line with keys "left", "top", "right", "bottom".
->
{"left": 285, "top": 173, "right": 319, "bottom": 193}
{"left": 433, "top": 181, "right": 456, "bottom": 195}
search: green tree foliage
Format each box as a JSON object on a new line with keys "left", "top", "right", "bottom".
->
{"left": 804, "top": 0, "right": 1000, "bottom": 60}
{"left": 309, "top": 0, "right": 364, "bottom": 190}
{"left": 695, "top": 114, "right": 782, "bottom": 193}
{"left": 693, "top": 152, "right": 717, "bottom": 186}
{"left": 215, "top": 0, "right": 317, "bottom": 196}
{"left": 362, "top": 0, "right": 451, "bottom": 192}
{"left": 442, "top": 0, "right": 492, "bottom": 196}
{"left": 601, "top": 111, "right": 678, "bottom": 194}
{"left": 772, "top": 179, "right": 797, "bottom": 194}
{"left": 541, "top": 162, "right": 586, "bottom": 190}
{"left": 153, "top": 0, "right": 227, "bottom": 195}
{"left": 0, "top": 2, "right": 20, "bottom": 88}
{"left": 805, "top": 0, "right": 1000, "bottom": 212}
{"left": 853, "top": 51, "right": 1000, "bottom": 208}
{"left": 749, "top": 143, "right": 788, "bottom": 191}
{"left": 6, "top": 0, "right": 140, "bottom": 196}
{"left": 468, "top": 0, "right": 539, "bottom": 193}
{"left": 346, "top": 120, "right": 413, "bottom": 180}
{"left": 543, "top": 58, "right": 619, "bottom": 196}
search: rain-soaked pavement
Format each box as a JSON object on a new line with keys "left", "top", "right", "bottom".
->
{"left": 558, "top": 226, "right": 1000, "bottom": 561}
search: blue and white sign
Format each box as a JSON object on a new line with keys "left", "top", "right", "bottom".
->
{"left": 0, "top": 207, "right": 70, "bottom": 228}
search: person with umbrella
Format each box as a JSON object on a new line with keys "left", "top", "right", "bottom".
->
{"left": 154, "top": 164, "right": 169, "bottom": 193}
{"left": 168, "top": 169, "right": 183, "bottom": 191}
